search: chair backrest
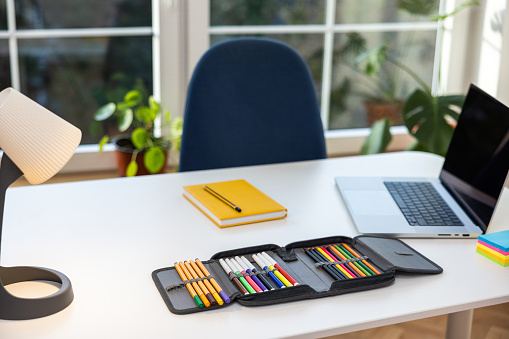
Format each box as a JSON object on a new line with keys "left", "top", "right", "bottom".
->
{"left": 179, "top": 37, "right": 327, "bottom": 172}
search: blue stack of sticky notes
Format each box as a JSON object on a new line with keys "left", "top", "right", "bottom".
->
{"left": 476, "top": 230, "right": 509, "bottom": 267}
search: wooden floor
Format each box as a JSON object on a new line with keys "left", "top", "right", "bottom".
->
{"left": 14, "top": 170, "right": 509, "bottom": 339}
{"left": 324, "top": 302, "right": 509, "bottom": 339}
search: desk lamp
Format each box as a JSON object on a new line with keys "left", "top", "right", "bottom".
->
{"left": 0, "top": 87, "right": 81, "bottom": 320}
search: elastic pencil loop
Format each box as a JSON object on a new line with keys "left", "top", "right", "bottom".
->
{"left": 165, "top": 283, "right": 186, "bottom": 292}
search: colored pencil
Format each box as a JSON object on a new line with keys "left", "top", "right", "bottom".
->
{"left": 319, "top": 246, "right": 358, "bottom": 278}
{"left": 304, "top": 248, "right": 343, "bottom": 280}
{"left": 311, "top": 248, "right": 347, "bottom": 280}
{"left": 341, "top": 243, "right": 381, "bottom": 275}
{"left": 315, "top": 247, "right": 354, "bottom": 279}
{"left": 331, "top": 245, "right": 370, "bottom": 276}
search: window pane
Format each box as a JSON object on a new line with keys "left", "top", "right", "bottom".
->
{"left": 15, "top": 0, "right": 151, "bottom": 29}
{"left": 329, "top": 30, "right": 436, "bottom": 130}
{"left": 0, "top": 39, "right": 11, "bottom": 86}
{"left": 336, "top": 0, "right": 439, "bottom": 24}
{"left": 18, "top": 36, "right": 153, "bottom": 144}
{"left": 210, "top": 34, "right": 324, "bottom": 106}
{"left": 0, "top": 0, "right": 7, "bottom": 30}
{"left": 211, "top": 0, "right": 325, "bottom": 26}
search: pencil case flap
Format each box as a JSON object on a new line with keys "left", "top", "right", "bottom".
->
{"left": 352, "top": 236, "right": 443, "bottom": 274}
{"left": 152, "top": 259, "right": 242, "bottom": 315}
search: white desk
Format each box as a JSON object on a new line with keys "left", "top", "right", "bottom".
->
{"left": 0, "top": 152, "right": 508, "bottom": 338}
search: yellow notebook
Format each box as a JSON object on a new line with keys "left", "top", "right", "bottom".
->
{"left": 183, "top": 179, "right": 287, "bottom": 227}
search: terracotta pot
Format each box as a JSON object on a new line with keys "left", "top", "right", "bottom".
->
{"left": 364, "top": 101, "right": 403, "bottom": 126}
{"left": 113, "top": 137, "right": 168, "bottom": 177}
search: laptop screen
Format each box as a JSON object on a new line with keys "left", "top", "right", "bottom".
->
{"left": 440, "top": 84, "right": 509, "bottom": 229}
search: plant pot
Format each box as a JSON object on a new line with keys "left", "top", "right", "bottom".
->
{"left": 364, "top": 101, "right": 403, "bottom": 126}
{"left": 113, "top": 137, "right": 168, "bottom": 177}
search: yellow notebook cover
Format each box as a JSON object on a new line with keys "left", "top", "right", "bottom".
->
{"left": 183, "top": 179, "right": 287, "bottom": 228}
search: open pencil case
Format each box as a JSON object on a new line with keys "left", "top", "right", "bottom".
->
{"left": 152, "top": 235, "right": 442, "bottom": 315}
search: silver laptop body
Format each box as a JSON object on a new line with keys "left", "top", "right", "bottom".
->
{"left": 336, "top": 84, "right": 509, "bottom": 238}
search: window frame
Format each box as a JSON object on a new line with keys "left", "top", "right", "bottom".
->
{"left": 3, "top": 0, "right": 500, "bottom": 173}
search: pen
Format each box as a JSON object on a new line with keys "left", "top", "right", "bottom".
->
{"left": 256, "top": 253, "right": 292, "bottom": 287}
{"left": 225, "top": 258, "right": 256, "bottom": 293}
{"left": 240, "top": 256, "right": 275, "bottom": 291}
{"left": 173, "top": 262, "right": 204, "bottom": 308}
{"left": 184, "top": 261, "right": 217, "bottom": 306}
{"left": 178, "top": 262, "right": 210, "bottom": 307}
{"left": 203, "top": 185, "right": 242, "bottom": 212}
{"left": 252, "top": 254, "right": 285, "bottom": 289}
{"left": 235, "top": 256, "right": 267, "bottom": 292}
{"left": 261, "top": 252, "right": 299, "bottom": 286}
{"left": 195, "top": 258, "right": 231, "bottom": 303}
{"left": 218, "top": 258, "right": 249, "bottom": 295}
{"left": 189, "top": 260, "right": 224, "bottom": 305}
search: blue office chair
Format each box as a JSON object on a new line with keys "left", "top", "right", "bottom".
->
{"left": 179, "top": 37, "right": 327, "bottom": 172}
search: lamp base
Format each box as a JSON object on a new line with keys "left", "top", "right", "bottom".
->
{"left": 0, "top": 265, "right": 74, "bottom": 320}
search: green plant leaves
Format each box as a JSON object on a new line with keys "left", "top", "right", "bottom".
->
{"left": 361, "top": 118, "right": 392, "bottom": 155}
{"left": 117, "top": 108, "right": 133, "bottom": 132}
{"left": 94, "top": 103, "right": 116, "bottom": 121}
{"left": 403, "top": 89, "right": 464, "bottom": 155}
{"left": 126, "top": 161, "right": 138, "bottom": 177}
{"left": 144, "top": 147, "right": 165, "bottom": 174}
{"left": 355, "top": 42, "right": 388, "bottom": 77}
{"left": 98, "top": 135, "right": 109, "bottom": 152}
{"left": 135, "top": 107, "right": 157, "bottom": 124}
{"left": 131, "top": 127, "right": 150, "bottom": 149}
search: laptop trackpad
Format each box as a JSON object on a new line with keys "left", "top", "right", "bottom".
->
{"left": 343, "top": 190, "right": 400, "bottom": 216}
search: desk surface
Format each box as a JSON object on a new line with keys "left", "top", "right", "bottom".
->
{"left": 1, "top": 152, "right": 508, "bottom": 339}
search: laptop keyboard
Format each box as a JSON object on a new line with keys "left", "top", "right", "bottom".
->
{"left": 384, "top": 181, "right": 464, "bottom": 226}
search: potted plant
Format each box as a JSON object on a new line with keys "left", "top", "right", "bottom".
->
{"left": 94, "top": 90, "right": 183, "bottom": 177}
{"left": 361, "top": 1, "right": 479, "bottom": 156}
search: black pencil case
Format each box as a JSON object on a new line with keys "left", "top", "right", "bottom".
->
{"left": 152, "top": 235, "right": 442, "bottom": 315}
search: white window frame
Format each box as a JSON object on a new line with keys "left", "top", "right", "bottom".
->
{"left": 4, "top": 0, "right": 504, "bottom": 173}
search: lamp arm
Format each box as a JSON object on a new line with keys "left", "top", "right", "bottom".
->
{"left": 0, "top": 154, "right": 24, "bottom": 262}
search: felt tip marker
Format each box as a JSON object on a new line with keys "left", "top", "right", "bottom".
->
{"left": 225, "top": 258, "right": 256, "bottom": 294}
{"left": 178, "top": 262, "right": 210, "bottom": 307}
{"left": 189, "top": 260, "right": 223, "bottom": 306}
{"left": 184, "top": 261, "right": 217, "bottom": 306}
{"left": 261, "top": 252, "right": 299, "bottom": 286}
{"left": 173, "top": 262, "right": 204, "bottom": 308}
{"left": 231, "top": 257, "right": 263, "bottom": 293}
{"left": 240, "top": 256, "right": 275, "bottom": 291}
{"left": 235, "top": 256, "right": 267, "bottom": 292}
{"left": 219, "top": 258, "right": 249, "bottom": 295}
{"left": 257, "top": 253, "right": 292, "bottom": 287}
{"left": 195, "top": 259, "right": 230, "bottom": 303}
{"left": 252, "top": 254, "right": 285, "bottom": 289}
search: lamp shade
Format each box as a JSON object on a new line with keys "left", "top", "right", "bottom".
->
{"left": 0, "top": 88, "right": 82, "bottom": 184}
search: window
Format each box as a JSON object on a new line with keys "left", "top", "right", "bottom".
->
{"left": 0, "top": 0, "right": 155, "bottom": 171}
{"left": 0, "top": 1, "right": 505, "bottom": 172}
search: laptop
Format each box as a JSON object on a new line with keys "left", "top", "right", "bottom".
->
{"left": 335, "top": 84, "right": 509, "bottom": 238}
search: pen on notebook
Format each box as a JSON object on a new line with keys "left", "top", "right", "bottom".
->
{"left": 203, "top": 185, "right": 242, "bottom": 212}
